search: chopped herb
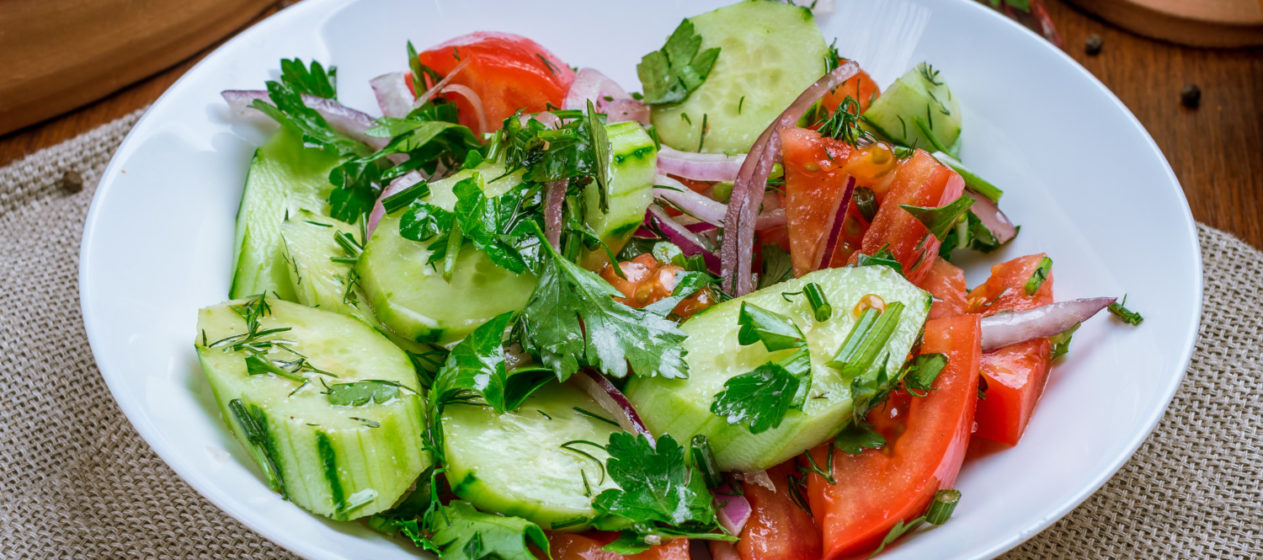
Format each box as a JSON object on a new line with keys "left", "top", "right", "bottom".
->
{"left": 828, "top": 302, "right": 905, "bottom": 379}
{"left": 815, "top": 96, "right": 874, "bottom": 147}
{"left": 710, "top": 350, "right": 810, "bottom": 433}
{"left": 899, "top": 195, "right": 974, "bottom": 242}
{"left": 868, "top": 489, "right": 961, "bottom": 559}
{"left": 325, "top": 380, "right": 401, "bottom": 406}
{"left": 381, "top": 180, "right": 432, "bottom": 214}
{"left": 535, "top": 52, "right": 560, "bottom": 76}
{"left": 636, "top": 19, "right": 721, "bottom": 105}
{"left": 1049, "top": 324, "right": 1080, "bottom": 360}
{"left": 428, "top": 501, "right": 550, "bottom": 560}
{"left": 856, "top": 246, "right": 903, "bottom": 275}
{"left": 1024, "top": 256, "right": 1053, "bottom": 296}
{"left": 689, "top": 435, "right": 723, "bottom": 489}
{"left": 900, "top": 353, "right": 947, "bottom": 397}
{"left": 854, "top": 186, "right": 878, "bottom": 221}
{"left": 1108, "top": 295, "right": 1144, "bottom": 326}
{"left": 278, "top": 58, "right": 337, "bottom": 99}
{"left": 759, "top": 244, "right": 795, "bottom": 289}
{"left": 431, "top": 312, "right": 554, "bottom": 414}
{"left": 834, "top": 422, "right": 886, "bottom": 455}
{"left": 738, "top": 302, "right": 807, "bottom": 351}
{"left": 803, "top": 283, "right": 833, "bottom": 322}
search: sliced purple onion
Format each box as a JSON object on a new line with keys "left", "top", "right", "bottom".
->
{"left": 604, "top": 98, "right": 650, "bottom": 125}
{"left": 657, "top": 146, "right": 747, "bottom": 182}
{"left": 965, "top": 188, "right": 1018, "bottom": 245}
{"left": 562, "top": 67, "right": 631, "bottom": 110}
{"left": 721, "top": 61, "right": 860, "bottom": 296}
{"left": 980, "top": 297, "right": 1116, "bottom": 351}
{"left": 440, "top": 83, "right": 488, "bottom": 135}
{"left": 413, "top": 58, "right": 470, "bottom": 110}
{"left": 734, "top": 469, "right": 776, "bottom": 492}
{"left": 655, "top": 175, "right": 786, "bottom": 230}
{"left": 221, "top": 90, "right": 387, "bottom": 150}
{"left": 370, "top": 72, "right": 414, "bottom": 118}
{"left": 574, "top": 371, "right": 653, "bottom": 443}
{"left": 817, "top": 176, "right": 857, "bottom": 270}
{"left": 543, "top": 179, "right": 567, "bottom": 250}
{"left": 647, "top": 205, "right": 722, "bottom": 275}
{"left": 714, "top": 483, "right": 753, "bottom": 536}
{"left": 367, "top": 170, "right": 423, "bottom": 236}
{"left": 686, "top": 221, "right": 719, "bottom": 234}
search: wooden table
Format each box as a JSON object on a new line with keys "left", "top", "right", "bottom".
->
{"left": 2, "top": 1, "right": 1260, "bottom": 248}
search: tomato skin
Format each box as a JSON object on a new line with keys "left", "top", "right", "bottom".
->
{"left": 921, "top": 259, "right": 969, "bottom": 319}
{"left": 820, "top": 62, "right": 881, "bottom": 114}
{"left": 416, "top": 32, "right": 574, "bottom": 135}
{"left": 546, "top": 532, "right": 689, "bottom": 560}
{"left": 967, "top": 253, "right": 1055, "bottom": 445}
{"left": 852, "top": 150, "right": 965, "bottom": 285}
{"left": 781, "top": 127, "right": 857, "bottom": 276}
{"left": 807, "top": 314, "right": 981, "bottom": 559}
{"left": 736, "top": 462, "right": 822, "bottom": 560}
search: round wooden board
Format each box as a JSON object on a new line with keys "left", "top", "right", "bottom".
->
{"left": 1065, "top": 0, "right": 1263, "bottom": 47}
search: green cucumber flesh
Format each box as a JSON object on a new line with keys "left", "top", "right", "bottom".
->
{"left": 580, "top": 121, "right": 658, "bottom": 270}
{"left": 357, "top": 165, "right": 537, "bottom": 345}
{"left": 196, "top": 297, "right": 431, "bottom": 520}
{"left": 442, "top": 381, "right": 622, "bottom": 531}
{"left": 624, "top": 266, "right": 931, "bottom": 472}
{"left": 651, "top": 0, "right": 829, "bottom": 154}
{"left": 281, "top": 209, "right": 375, "bottom": 323}
{"left": 861, "top": 62, "right": 963, "bottom": 153}
{"left": 230, "top": 128, "right": 340, "bottom": 300}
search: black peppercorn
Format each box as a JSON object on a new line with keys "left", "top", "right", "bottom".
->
{"left": 1084, "top": 34, "right": 1103, "bottom": 56}
{"left": 1180, "top": 84, "right": 1201, "bottom": 109}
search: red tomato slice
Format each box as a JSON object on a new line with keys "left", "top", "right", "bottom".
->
{"left": 781, "top": 127, "right": 857, "bottom": 276}
{"left": 921, "top": 259, "right": 968, "bottom": 319}
{"left": 820, "top": 60, "right": 881, "bottom": 114}
{"left": 416, "top": 32, "right": 575, "bottom": 136}
{"left": 737, "top": 462, "right": 822, "bottom": 560}
{"left": 807, "top": 314, "right": 981, "bottom": 559}
{"left": 851, "top": 150, "right": 965, "bottom": 285}
{"left": 546, "top": 532, "right": 689, "bottom": 560}
{"left": 967, "top": 253, "right": 1055, "bottom": 445}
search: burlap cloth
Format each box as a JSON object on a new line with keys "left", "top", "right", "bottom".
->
{"left": 0, "top": 111, "right": 1258, "bottom": 559}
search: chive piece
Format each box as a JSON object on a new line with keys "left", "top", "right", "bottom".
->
{"left": 828, "top": 302, "right": 905, "bottom": 378}
{"left": 1024, "top": 256, "right": 1053, "bottom": 296}
{"left": 382, "top": 180, "right": 432, "bottom": 214}
{"left": 333, "top": 231, "right": 363, "bottom": 258}
{"left": 804, "top": 283, "right": 833, "bottom": 322}
{"left": 925, "top": 489, "right": 961, "bottom": 525}
{"left": 442, "top": 222, "right": 462, "bottom": 281}
{"left": 829, "top": 308, "right": 880, "bottom": 370}
{"left": 689, "top": 435, "right": 723, "bottom": 489}
{"left": 1108, "top": 295, "right": 1144, "bottom": 326}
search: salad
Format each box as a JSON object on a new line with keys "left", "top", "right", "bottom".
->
{"left": 196, "top": 1, "right": 1144, "bottom": 558}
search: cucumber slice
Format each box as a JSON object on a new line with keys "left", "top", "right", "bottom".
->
{"left": 230, "top": 128, "right": 340, "bottom": 300}
{"left": 196, "top": 297, "right": 431, "bottom": 520}
{"left": 580, "top": 121, "right": 658, "bottom": 270}
{"left": 442, "top": 382, "right": 622, "bottom": 531}
{"left": 357, "top": 165, "right": 537, "bottom": 345}
{"left": 650, "top": 0, "right": 829, "bottom": 154}
{"left": 281, "top": 210, "right": 375, "bottom": 323}
{"left": 861, "top": 63, "right": 963, "bottom": 153}
{"left": 624, "top": 266, "right": 931, "bottom": 471}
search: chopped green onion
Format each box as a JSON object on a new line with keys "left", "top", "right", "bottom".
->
{"left": 804, "top": 283, "right": 833, "bottom": 322}
{"left": 381, "top": 180, "right": 432, "bottom": 214}
{"left": 1024, "top": 256, "right": 1053, "bottom": 296}
{"left": 925, "top": 489, "right": 961, "bottom": 525}
{"left": 828, "top": 302, "right": 905, "bottom": 378}
{"left": 1108, "top": 295, "right": 1144, "bottom": 326}
{"left": 689, "top": 435, "right": 723, "bottom": 489}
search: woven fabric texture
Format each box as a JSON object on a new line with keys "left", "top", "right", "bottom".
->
{"left": 0, "top": 112, "right": 1258, "bottom": 559}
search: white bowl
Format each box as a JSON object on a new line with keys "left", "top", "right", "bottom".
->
{"left": 80, "top": 0, "right": 1202, "bottom": 558}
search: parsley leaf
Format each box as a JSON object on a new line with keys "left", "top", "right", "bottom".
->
{"left": 636, "top": 19, "right": 721, "bottom": 105}
{"left": 758, "top": 243, "right": 795, "bottom": 289}
{"left": 428, "top": 501, "right": 550, "bottom": 560}
{"left": 899, "top": 195, "right": 975, "bottom": 242}
{"left": 939, "top": 210, "right": 1013, "bottom": 257}
{"left": 900, "top": 353, "right": 948, "bottom": 397}
{"left": 431, "top": 312, "right": 554, "bottom": 414}
{"left": 856, "top": 246, "right": 904, "bottom": 275}
{"left": 593, "top": 433, "right": 720, "bottom": 534}
{"left": 278, "top": 58, "right": 337, "bottom": 99}
{"left": 325, "top": 380, "right": 401, "bottom": 406}
{"left": 738, "top": 303, "right": 807, "bottom": 351}
{"left": 1108, "top": 295, "right": 1144, "bottom": 326}
{"left": 709, "top": 348, "right": 811, "bottom": 434}
{"left": 519, "top": 234, "right": 689, "bottom": 380}
{"left": 834, "top": 422, "right": 887, "bottom": 454}
{"left": 1024, "top": 256, "right": 1053, "bottom": 296}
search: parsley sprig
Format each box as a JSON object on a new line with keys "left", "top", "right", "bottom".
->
{"left": 710, "top": 303, "right": 814, "bottom": 433}
{"left": 636, "top": 19, "right": 721, "bottom": 105}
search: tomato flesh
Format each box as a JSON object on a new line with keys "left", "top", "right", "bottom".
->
{"left": 546, "top": 532, "right": 689, "bottom": 560}
{"left": 852, "top": 150, "right": 965, "bottom": 285}
{"left": 807, "top": 314, "right": 981, "bottom": 559}
{"left": 416, "top": 32, "right": 574, "bottom": 135}
{"left": 967, "top": 253, "right": 1055, "bottom": 445}
{"left": 781, "top": 127, "right": 857, "bottom": 276}
{"left": 820, "top": 61, "right": 881, "bottom": 114}
{"left": 737, "top": 462, "right": 821, "bottom": 560}
{"left": 921, "top": 259, "right": 968, "bottom": 320}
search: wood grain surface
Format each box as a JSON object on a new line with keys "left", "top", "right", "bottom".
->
{"left": 1, "top": 1, "right": 1260, "bottom": 249}
{"left": 1065, "top": 0, "right": 1263, "bottom": 46}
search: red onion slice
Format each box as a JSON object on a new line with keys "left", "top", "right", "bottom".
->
{"left": 647, "top": 205, "right": 722, "bottom": 275}
{"left": 367, "top": 170, "right": 423, "bottom": 236}
{"left": 543, "top": 179, "right": 567, "bottom": 250}
{"left": 714, "top": 483, "right": 752, "bottom": 536}
{"left": 563, "top": 68, "right": 631, "bottom": 110}
{"left": 733, "top": 470, "right": 776, "bottom": 492}
{"left": 655, "top": 175, "right": 786, "bottom": 230}
{"left": 222, "top": 90, "right": 387, "bottom": 150}
{"left": 369, "top": 72, "right": 414, "bottom": 118}
{"left": 574, "top": 371, "right": 654, "bottom": 443}
{"left": 980, "top": 297, "right": 1116, "bottom": 351}
{"left": 439, "top": 84, "right": 488, "bottom": 136}
{"left": 657, "top": 146, "right": 747, "bottom": 182}
{"left": 721, "top": 61, "right": 860, "bottom": 296}
{"left": 816, "top": 176, "right": 858, "bottom": 271}
{"left": 604, "top": 98, "right": 650, "bottom": 125}
{"left": 413, "top": 58, "right": 470, "bottom": 110}
{"left": 964, "top": 188, "right": 1018, "bottom": 245}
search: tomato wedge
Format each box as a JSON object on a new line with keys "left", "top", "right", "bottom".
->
{"left": 737, "top": 462, "right": 821, "bottom": 560}
{"left": 416, "top": 32, "right": 575, "bottom": 135}
{"left": 967, "top": 254, "right": 1055, "bottom": 445}
{"left": 807, "top": 314, "right": 981, "bottom": 559}
{"left": 921, "top": 259, "right": 968, "bottom": 320}
{"left": 781, "top": 127, "right": 857, "bottom": 276}
{"left": 820, "top": 60, "right": 881, "bottom": 114}
{"left": 546, "top": 532, "right": 689, "bottom": 560}
{"left": 851, "top": 149, "right": 965, "bottom": 285}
